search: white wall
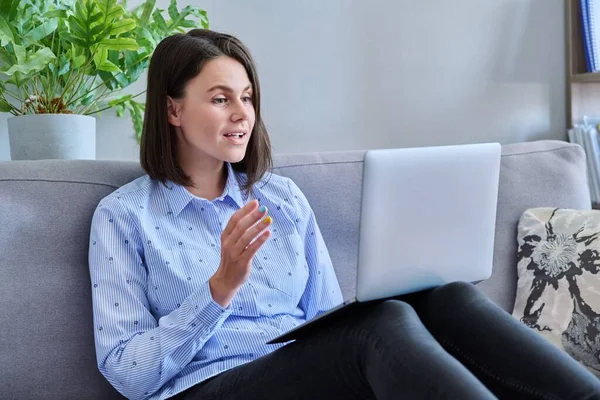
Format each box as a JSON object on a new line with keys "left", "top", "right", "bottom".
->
{"left": 0, "top": 0, "right": 565, "bottom": 161}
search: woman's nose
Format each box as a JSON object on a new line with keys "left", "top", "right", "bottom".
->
{"left": 230, "top": 99, "right": 250, "bottom": 122}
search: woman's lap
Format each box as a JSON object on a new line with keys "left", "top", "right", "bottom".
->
{"left": 173, "top": 282, "right": 600, "bottom": 400}
{"left": 401, "top": 281, "right": 600, "bottom": 399}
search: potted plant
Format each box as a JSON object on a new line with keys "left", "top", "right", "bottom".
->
{"left": 0, "top": 0, "right": 208, "bottom": 160}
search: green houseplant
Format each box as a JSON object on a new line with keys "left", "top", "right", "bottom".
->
{"left": 0, "top": 0, "right": 208, "bottom": 159}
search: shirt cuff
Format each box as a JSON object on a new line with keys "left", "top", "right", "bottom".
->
{"left": 189, "top": 281, "right": 232, "bottom": 331}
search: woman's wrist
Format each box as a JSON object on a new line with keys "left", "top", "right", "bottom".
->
{"left": 208, "top": 276, "right": 237, "bottom": 308}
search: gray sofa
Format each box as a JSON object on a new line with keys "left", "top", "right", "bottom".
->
{"left": 0, "top": 139, "right": 591, "bottom": 399}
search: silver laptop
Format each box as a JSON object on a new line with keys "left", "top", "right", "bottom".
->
{"left": 267, "top": 142, "right": 501, "bottom": 344}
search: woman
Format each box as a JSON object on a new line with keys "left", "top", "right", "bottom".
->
{"left": 88, "top": 29, "right": 600, "bottom": 400}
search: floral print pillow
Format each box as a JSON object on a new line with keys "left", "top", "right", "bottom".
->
{"left": 513, "top": 207, "right": 600, "bottom": 376}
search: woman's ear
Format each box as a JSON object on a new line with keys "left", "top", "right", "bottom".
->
{"left": 167, "top": 96, "right": 182, "bottom": 127}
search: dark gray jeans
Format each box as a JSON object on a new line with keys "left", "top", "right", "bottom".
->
{"left": 173, "top": 282, "right": 600, "bottom": 400}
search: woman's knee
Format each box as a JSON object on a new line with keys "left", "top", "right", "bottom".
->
{"left": 360, "top": 300, "right": 420, "bottom": 331}
{"left": 430, "top": 281, "right": 483, "bottom": 305}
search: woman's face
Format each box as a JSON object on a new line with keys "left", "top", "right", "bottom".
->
{"left": 168, "top": 55, "right": 256, "bottom": 167}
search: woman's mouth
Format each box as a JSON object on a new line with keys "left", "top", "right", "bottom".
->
{"left": 223, "top": 132, "right": 247, "bottom": 144}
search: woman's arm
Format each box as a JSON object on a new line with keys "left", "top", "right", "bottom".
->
{"left": 89, "top": 197, "right": 232, "bottom": 400}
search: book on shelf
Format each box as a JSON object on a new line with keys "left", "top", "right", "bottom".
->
{"left": 580, "top": 0, "right": 600, "bottom": 72}
{"left": 569, "top": 116, "right": 600, "bottom": 204}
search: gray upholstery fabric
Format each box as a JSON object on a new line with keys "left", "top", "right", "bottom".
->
{"left": 0, "top": 140, "right": 590, "bottom": 399}
{"left": 477, "top": 140, "right": 591, "bottom": 312}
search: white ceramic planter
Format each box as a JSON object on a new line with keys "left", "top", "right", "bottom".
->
{"left": 7, "top": 114, "right": 96, "bottom": 160}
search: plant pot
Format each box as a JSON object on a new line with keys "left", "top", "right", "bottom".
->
{"left": 7, "top": 114, "right": 96, "bottom": 160}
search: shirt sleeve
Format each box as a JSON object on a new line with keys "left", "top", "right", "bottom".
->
{"left": 286, "top": 179, "right": 344, "bottom": 321}
{"left": 88, "top": 196, "right": 232, "bottom": 400}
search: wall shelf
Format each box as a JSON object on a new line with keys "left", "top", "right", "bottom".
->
{"left": 571, "top": 72, "right": 600, "bottom": 82}
{"left": 566, "top": 0, "right": 600, "bottom": 127}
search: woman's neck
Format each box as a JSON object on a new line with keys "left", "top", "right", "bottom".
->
{"left": 181, "top": 159, "right": 228, "bottom": 201}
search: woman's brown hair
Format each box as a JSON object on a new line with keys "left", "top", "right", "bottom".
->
{"left": 140, "top": 29, "right": 272, "bottom": 193}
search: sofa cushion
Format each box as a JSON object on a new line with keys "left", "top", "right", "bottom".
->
{"left": 513, "top": 207, "right": 600, "bottom": 377}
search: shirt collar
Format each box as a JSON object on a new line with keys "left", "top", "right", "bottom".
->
{"left": 162, "top": 163, "right": 245, "bottom": 217}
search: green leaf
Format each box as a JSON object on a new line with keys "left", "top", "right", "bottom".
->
{"left": 57, "top": 59, "right": 70, "bottom": 76}
{"left": 98, "top": 61, "right": 121, "bottom": 73}
{"left": 140, "top": 0, "right": 155, "bottom": 25}
{"left": 152, "top": 8, "right": 168, "bottom": 32}
{"left": 179, "top": 19, "right": 199, "bottom": 29}
{"left": 107, "top": 93, "right": 132, "bottom": 107}
{"left": 69, "top": 1, "right": 103, "bottom": 48}
{"left": 0, "top": 96, "right": 12, "bottom": 112}
{"left": 98, "top": 70, "right": 117, "bottom": 91}
{"left": 136, "top": 27, "right": 156, "bottom": 49}
{"left": 62, "top": 31, "right": 88, "bottom": 49}
{"left": 80, "top": 90, "right": 95, "bottom": 105}
{"left": 98, "top": 38, "right": 139, "bottom": 51}
{"left": 73, "top": 54, "right": 85, "bottom": 68}
{"left": 0, "top": 15, "right": 14, "bottom": 47}
{"left": 109, "top": 18, "right": 136, "bottom": 35}
{"left": 97, "top": 0, "right": 124, "bottom": 21}
{"left": 13, "top": 45, "right": 26, "bottom": 65}
{"left": 0, "top": 0, "right": 18, "bottom": 22}
{"left": 2, "top": 47, "right": 56, "bottom": 76}
{"left": 22, "top": 18, "right": 59, "bottom": 48}
{"left": 93, "top": 46, "right": 121, "bottom": 73}
{"left": 168, "top": 0, "right": 179, "bottom": 21}
{"left": 45, "top": 10, "right": 68, "bottom": 19}
{"left": 0, "top": 47, "right": 14, "bottom": 69}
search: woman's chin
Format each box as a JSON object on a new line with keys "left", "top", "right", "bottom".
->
{"left": 222, "top": 150, "right": 247, "bottom": 164}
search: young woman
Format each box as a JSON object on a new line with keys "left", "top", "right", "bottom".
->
{"left": 89, "top": 29, "right": 600, "bottom": 400}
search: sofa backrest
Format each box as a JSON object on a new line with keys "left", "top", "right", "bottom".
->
{"left": 0, "top": 140, "right": 590, "bottom": 398}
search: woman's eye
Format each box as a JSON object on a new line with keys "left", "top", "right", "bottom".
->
{"left": 242, "top": 96, "right": 252, "bottom": 103}
{"left": 213, "top": 97, "right": 227, "bottom": 104}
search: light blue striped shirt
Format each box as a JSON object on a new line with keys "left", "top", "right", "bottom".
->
{"left": 88, "top": 163, "right": 343, "bottom": 400}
